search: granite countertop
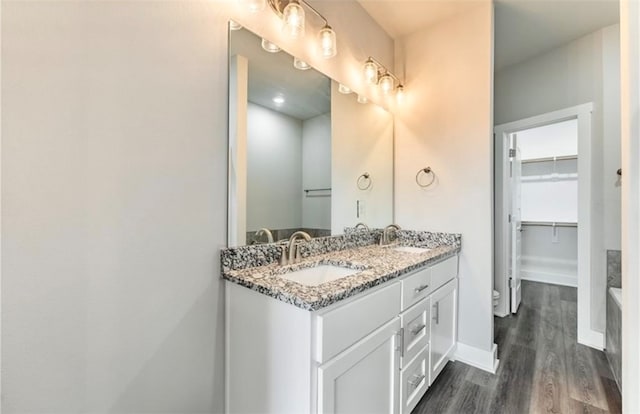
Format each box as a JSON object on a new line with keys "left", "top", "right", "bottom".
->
{"left": 222, "top": 241, "right": 460, "bottom": 311}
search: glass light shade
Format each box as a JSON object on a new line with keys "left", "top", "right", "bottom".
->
{"left": 261, "top": 38, "right": 281, "bottom": 53}
{"left": 357, "top": 95, "right": 368, "bottom": 104}
{"left": 283, "top": 0, "right": 305, "bottom": 39}
{"left": 379, "top": 73, "right": 394, "bottom": 94}
{"left": 396, "top": 85, "right": 405, "bottom": 103}
{"left": 293, "top": 57, "right": 311, "bottom": 70}
{"left": 229, "top": 20, "right": 243, "bottom": 31}
{"left": 338, "top": 84, "right": 352, "bottom": 94}
{"left": 244, "top": 0, "right": 266, "bottom": 13}
{"left": 363, "top": 59, "right": 378, "bottom": 84}
{"left": 318, "top": 26, "right": 337, "bottom": 59}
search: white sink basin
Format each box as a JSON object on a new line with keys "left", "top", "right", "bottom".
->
{"left": 280, "top": 264, "right": 361, "bottom": 286}
{"left": 391, "top": 246, "right": 432, "bottom": 254}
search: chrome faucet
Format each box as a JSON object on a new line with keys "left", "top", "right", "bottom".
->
{"left": 254, "top": 228, "right": 274, "bottom": 244}
{"left": 354, "top": 222, "right": 370, "bottom": 231}
{"left": 379, "top": 224, "right": 401, "bottom": 246}
{"left": 286, "top": 231, "right": 312, "bottom": 264}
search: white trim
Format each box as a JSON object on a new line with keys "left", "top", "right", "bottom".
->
{"left": 578, "top": 328, "right": 604, "bottom": 351}
{"left": 494, "top": 103, "right": 595, "bottom": 350}
{"left": 520, "top": 272, "right": 577, "bottom": 288}
{"left": 453, "top": 342, "right": 499, "bottom": 374}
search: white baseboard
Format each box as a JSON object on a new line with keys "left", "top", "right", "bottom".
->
{"left": 578, "top": 327, "right": 604, "bottom": 350}
{"left": 520, "top": 270, "right": 577, "bottom": 288}
{"left": 453, "top": 342, "right": 499, "bottom": 374}
{"left": 493, "top": 310, "right": 509, "bottom": 317}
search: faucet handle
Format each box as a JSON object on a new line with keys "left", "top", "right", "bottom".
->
{"left": 279, "top": 245, "right": 288, "bottom": 266}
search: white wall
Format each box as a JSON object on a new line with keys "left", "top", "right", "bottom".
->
{"left": 1, "top": 1, "right": 394, "bottom": 412}
{"left": 246, "top": 103, "right": 302, "bottom": 232}
{"left": 302, "top": 113, "right": 331, "bottom": 230}
{"left": 393, "top": 3, "right": 496, "bottom": 364}
{"left": 494, "top": 24, "right": 620, "bottom": 334}
{"left": 517, "top": 119, "right": 578, "bottom": 159}
{"left": 620, "top": 0, "right": 640, "bottom": 410}
{"left": 331, "top": 82, "right": 394, "bottom": 233}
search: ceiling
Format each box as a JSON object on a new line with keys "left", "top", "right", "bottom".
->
{"left": 357, "top": 0, "right": 619, "bottom": 70}
{"left": 229, "top": 28, "right": 330, "bottom": 121}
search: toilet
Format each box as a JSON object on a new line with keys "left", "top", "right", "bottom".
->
{"left": 493, "top": 289, "right": 500, "bottom": 308}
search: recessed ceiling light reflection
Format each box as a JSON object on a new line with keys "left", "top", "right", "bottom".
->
{"left": 338, "top": 84, "right": 352, "bottom": 94}
{"left": 261, "top": 38, "right": 281, "bottom": 53}
{"left": 293, "top": 57, "right": 311, "bottom": 70}
{"left": 273, "top": 95, "right": 285, "bottom": 105}
{"left": 229, "top": 20, "right": 243, "bottom": 31}
{"left": 357, "top": 95, "right": 368, "bottom": 104}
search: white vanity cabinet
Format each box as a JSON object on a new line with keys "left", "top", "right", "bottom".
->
{"left": 225, "top": 254, "right": 458, "bottom": 414}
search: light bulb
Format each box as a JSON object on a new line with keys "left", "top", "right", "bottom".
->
{"left": 396, "top": 85, "right": 405, "bottom": 103}
{"left": 261, "top": 38, "right": 281, "bottom": 53}
{"left": 338, "top": 84, "right": 351, "bottom": 94}
{"left": 244, "top": 0, "right": 266, "bottom": 13}
{"left": 293, "top": 57, "right": 311, "bottom": 70}
{"left": 363, "top": 58, "right": 378, "bottom": 84}
{"left": 283, "top": 0, "right": 305, "bottom": 39}
{"left": 357, "top": 95, "right": 368, "bottom": 104}
{"left": 379, "top": 73, "right": 394, "bottom": 94}
{"left": 318, "top": 25, "right": 337, "bottom": 59}
{"left": 229, "top": 20, "right": 243, "bottom": 31}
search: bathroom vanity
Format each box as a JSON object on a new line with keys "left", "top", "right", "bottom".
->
{"left": 223, "top": 230, "right": 460, "bottom": 414}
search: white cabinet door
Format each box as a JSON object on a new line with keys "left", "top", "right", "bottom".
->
{"left": 318, "top": 318, "right": 401, "bottom": 414}
{"left": 429, "top": 279, "right": 457, "bottom": 384}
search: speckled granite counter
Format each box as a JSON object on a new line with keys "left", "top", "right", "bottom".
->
{"left": 221, "top": 230, "right": 461, "bottom": 311}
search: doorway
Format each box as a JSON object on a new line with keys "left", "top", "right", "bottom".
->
{"left": 494, "top": 104, "right": 596, "bottom": 347}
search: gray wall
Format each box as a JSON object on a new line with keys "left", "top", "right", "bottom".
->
{"left": 246, "top": 103, "right": 303, "bottom": 232}
{"left": 2, "top": 2, "right": 228, "bottom": 412}
{"left": 494, "top": 24, "right": 621, "bottom": 333}
{"left": 302, "top": 113, "right": 331, "bottom": 231}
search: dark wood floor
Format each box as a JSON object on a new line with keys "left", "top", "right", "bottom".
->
{"left": 413, "top": 280, "right": 622, "bottom": 414}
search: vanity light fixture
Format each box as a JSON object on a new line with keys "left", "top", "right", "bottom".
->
{"left": 229, "top": 20, "right": 243, "bottom": 31}
{"left": 267, "top": 0, "right": 337, "bottom": 59}
{"left": 338, "top": 84, "right": 352, "bottom": 94}
{"left": 282, "top": 0, "right": 305, "bottom": 38}
{"left": 261, "top": 38, "right": 281, "bottom": 53}
{"left": 361, "top": 56, "right": 405, "bottom": 96}
{"left": 396, "top": 84, "right": 405, "bottom": 103}
{"left": 357, "top": 94, "right": 368, "bottom": 104}
{"left": 293, "top": 57, "right": 311, "bottom": 70}
{"left": 244, "top": 0, "right": 266, "bottom": 13}
{"left": 363, "top": 58, "right": 378, "bottom": 84}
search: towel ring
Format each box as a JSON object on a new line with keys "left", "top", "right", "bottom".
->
{"left": 416, "top": 167, "right": 435, "bottom": 188}
{"left": 357, "top": 173, "right": 372, "bottom": 190}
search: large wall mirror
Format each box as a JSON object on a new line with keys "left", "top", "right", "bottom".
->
{"left": 228, "top": 25, "right": 394, "bottom": 246}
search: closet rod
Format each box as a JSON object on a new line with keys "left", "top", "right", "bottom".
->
{"left": 521, "top": 221, "right": 577, "bottom": 228}
{"left": 521, "top": 154, "right": 578, "bottom": 164}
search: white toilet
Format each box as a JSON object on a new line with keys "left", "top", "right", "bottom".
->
{"left": 493, "top": 289, "right": 500, "bottom": 308}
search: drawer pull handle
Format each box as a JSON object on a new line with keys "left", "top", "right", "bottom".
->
{"left": 414, "top": 284, "right": 429, "bottom": 294}
{"left": 410, "top": 324, "right": 426, "bottom": 335}
{"left": 433, "top": 302, "right": 440, "bottom": 324}
{"left": 408, "top": 374, "right": 426, "bottom": 388}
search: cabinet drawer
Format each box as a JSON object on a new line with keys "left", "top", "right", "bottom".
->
{"left": 401, "top": 267, "right": 431, "bottom": 311}
{"left": 400, "top": 345, "right": 429, "bottom": 414}
{"left": 314, "top": 282, "right": 401, "bottom": 363}
{"left": 430, "top": 256, "right": 458, "bottom": 292}
{"left": 400, "top": 297, "right": 430, "bottom": 368}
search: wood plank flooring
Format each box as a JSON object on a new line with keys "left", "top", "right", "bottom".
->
{"left": 412, "top": 281, "right": 621, "bottom": 414}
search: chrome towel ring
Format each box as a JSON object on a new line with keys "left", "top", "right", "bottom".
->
{"left": 357, "top": 173, "right": 372, "bottom": 190}
{"left": 416, "top": 167, "right": 435, "bottom": 188}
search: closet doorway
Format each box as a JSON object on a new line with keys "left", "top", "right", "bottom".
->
{"left": 494, "top": 103, "right": 595, "bottom": 346}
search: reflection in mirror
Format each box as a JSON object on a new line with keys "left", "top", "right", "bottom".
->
{"left": 228, "top": 24, "right": 394, "bottom": 247}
